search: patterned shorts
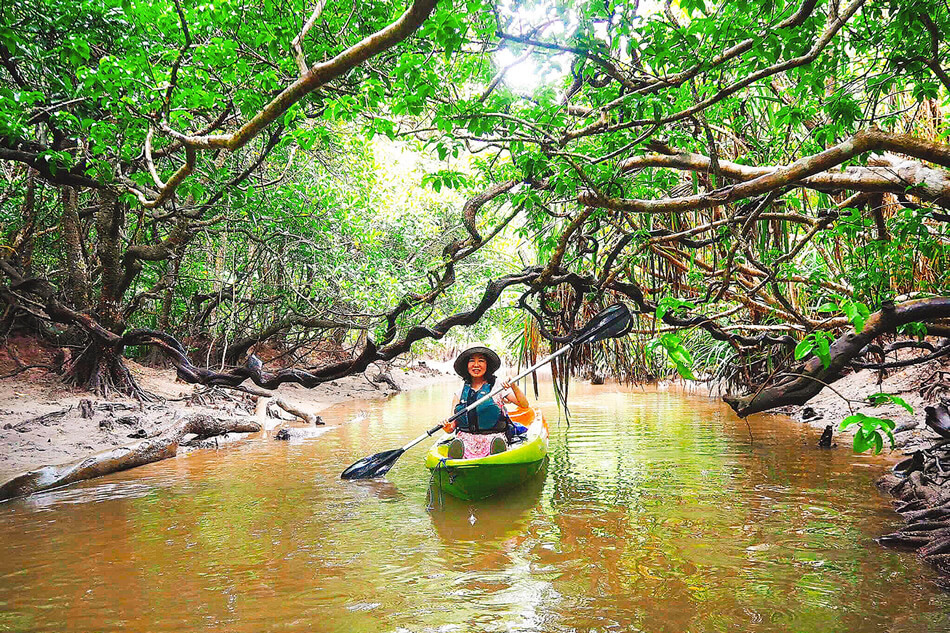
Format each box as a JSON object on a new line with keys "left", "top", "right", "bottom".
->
{"left": 457, "top": 431, "right": 507, "bottom": 459}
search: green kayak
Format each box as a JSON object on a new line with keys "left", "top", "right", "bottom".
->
{"left": 424, "top": 407, "right": 549, "bottom": 501}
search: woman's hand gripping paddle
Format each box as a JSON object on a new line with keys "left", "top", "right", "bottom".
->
{"left": 340, "top": 303, "right": 633, "bottom": 480}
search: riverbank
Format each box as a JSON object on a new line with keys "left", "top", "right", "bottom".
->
{"left": 777, "top": 351, "right": 950, "bottom": 589}
{"left": 0, "top": 357, "right": 455, "bottom": 485}
{"left": 781, "top": 352, "right": 947, "bottom": 452}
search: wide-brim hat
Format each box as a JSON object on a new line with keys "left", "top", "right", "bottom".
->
{"left": 453, "top": 346, "right": 501, "bottom": 379}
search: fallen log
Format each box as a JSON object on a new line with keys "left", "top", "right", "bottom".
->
{"left": 270, "top": 397, "right": 323, "bottom": 425}
{"left": 232, "top": 383, "right": 322, "bottom": 427}
{"left": 0, "top": 413, "right": 261, "bottom": 502}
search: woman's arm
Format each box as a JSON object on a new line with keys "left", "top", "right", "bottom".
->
{"left": 443, "top": 390, "right": 462, "bottom": 432}
{"left": 502, "top": 379, "right": 530, "bottom": 408}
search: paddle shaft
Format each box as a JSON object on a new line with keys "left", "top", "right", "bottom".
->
{"left": 341, "top": 303, "right": 632, "bottom": 479}
{"left": 398, "top": 343, "right": 575, "bottom": 452}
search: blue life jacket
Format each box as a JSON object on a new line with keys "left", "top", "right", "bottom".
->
{"left": 454, "top": 381, "right": 508, "bottom": 434}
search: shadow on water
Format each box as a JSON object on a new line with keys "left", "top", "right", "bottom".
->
{"left": 427, "top": 461, "right": 547, "bottom": 545}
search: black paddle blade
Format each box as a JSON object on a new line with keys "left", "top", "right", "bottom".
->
{"left": 341, "top": 448, "right": 405, "bottom": 480}
{"left": 574, "top": 303, "right": 633, "bottom": 345}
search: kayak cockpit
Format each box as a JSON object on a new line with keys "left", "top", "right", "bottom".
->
{"left": 424, "top": 408, "right": 549, "bottom": 501}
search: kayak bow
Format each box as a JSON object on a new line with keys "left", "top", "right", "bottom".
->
{"left": 424, "top": 407, "right": 548, "bottom": 501}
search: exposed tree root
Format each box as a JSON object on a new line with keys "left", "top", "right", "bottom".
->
{"left": 371, "top": 363, "right": 401, "bottom": 392}
{"left": 0, "top": 413, "right": 261, "bottom": 502}
{"left": 63, "top": 341, "right": 159, "bottom": 400}
{"left": 6, "top": 407, "right": 72, "bottom": 432}
{"left": 877, "top": 415, "right": 950, "bottom": 590}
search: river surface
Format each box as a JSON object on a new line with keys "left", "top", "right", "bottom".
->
{"left": 1, "top": 381, "right": 949, "bottom": 632}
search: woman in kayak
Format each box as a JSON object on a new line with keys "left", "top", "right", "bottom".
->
{"left": 442, "top": 346, "right": 529, "bottom": 459}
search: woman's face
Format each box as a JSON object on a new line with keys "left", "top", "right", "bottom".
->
{"left": 467, "top": 353, "right": 488, "bottom": 380}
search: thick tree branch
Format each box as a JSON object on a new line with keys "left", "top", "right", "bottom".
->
{"left": 619, "top": 150, "right": 950, "bottom": 206}
{"left": 130, "top": 0, "right": 439, "bottom": 207}
{"left": 0, "top": 140, "right": 103, "bottom": 189}
{"left": 725, "top": 298, "right": 950, "bottom": 416}
{"left": 291, "top": 0, "right": 328, "bottom": 77}
{"left": 581, "top": 128, "right": 950, "bottom": 214}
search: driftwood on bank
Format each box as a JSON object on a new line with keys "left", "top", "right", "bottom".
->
{"left": 246, "top": 388, "right": 323, "bottom": 428}
{"left": 268, "top": 397, "right": 323, "bottom": 425}
{"left": 0, "top": 413, "right": 261, "bottom": 502}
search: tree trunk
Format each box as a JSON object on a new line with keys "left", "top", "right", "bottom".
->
{"left": 143, "top": 252, "right": 183, "bottom": 368}
{"left": 64, "top": 339, "right": 145, "bottom": 398}
{"left": 63, "top": 192, "right": 147, "bottom": 397}
{"left": 60, "top": 185, "right": 90, "bottom": 310}
{"left": 15, "top": 170, "right": 36, "bottom": 273}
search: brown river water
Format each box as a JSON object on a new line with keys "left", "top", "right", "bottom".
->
{"left": 1, "top": 381, "right": 949, "bottom": 632}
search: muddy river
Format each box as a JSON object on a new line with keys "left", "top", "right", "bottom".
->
{"left": 1, "top": 382, "right": 948, "bottom": 632}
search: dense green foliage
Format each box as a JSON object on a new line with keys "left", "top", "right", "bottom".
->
{"left": 1, "top": 0, "right": 509, "bottom": 367}
{"left": 1, "top": 0, "right": 949, "bottom": 418}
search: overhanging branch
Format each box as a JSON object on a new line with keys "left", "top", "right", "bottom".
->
{"left": 724, "top": 298, "right": 950, "bottom": 416}
{"left": 581, "top": 129, "right": 950, "bottom": 214}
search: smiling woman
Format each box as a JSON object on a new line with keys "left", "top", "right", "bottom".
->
{"left": 443, "top": 346, "right": 530, "bottom": 459}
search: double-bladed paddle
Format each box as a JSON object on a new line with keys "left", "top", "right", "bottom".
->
{"left": 340, "top": 303, "right": 633, "bottom": 480}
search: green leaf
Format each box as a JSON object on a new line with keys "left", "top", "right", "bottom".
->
{"left": 867, "top": 393, "right": 914, "bottom": 414}
{"left": 853, "top": 429, "right": 873, "bottom": 453}
{"left": 898, "top": 322, "right": 928, "bottom": 339}
{"left": 794, "top": 338, "right": 814, "bottom": 360}
{"left": 872, "top": 431, "right": 884, "bottom": 455}
{"left": 674, "top": 361, "right": 697, "bottom": 381}
{"left": 841, "top": 413, "right": 895, "bottom": 454}
{"left": 814, "top": 337, "right": 831, "bottom": 368}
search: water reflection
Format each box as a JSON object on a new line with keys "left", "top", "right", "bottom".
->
{"left": 428, "top": 467, "right": 546, "bottom": 545}
{"left": 348, "top": 478, "right": 405, "bottom": 502}
{"left": 1, "top": 381, "right": 949, "bottom": 633}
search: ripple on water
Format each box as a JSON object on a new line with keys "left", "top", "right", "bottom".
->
{"left": 15, "top": 481, "right": 160, "bottom": 510}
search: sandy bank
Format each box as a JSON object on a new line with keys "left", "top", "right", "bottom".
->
{"left": 0, "top": 359, "right": 455, "bottom": 483}
{"left": 779, "top": 351, "right": 948, "bottom": 454}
